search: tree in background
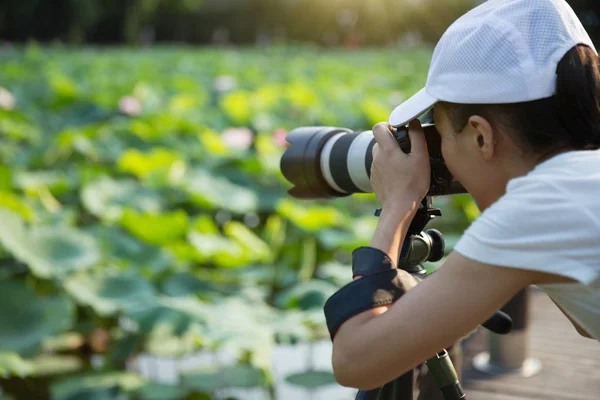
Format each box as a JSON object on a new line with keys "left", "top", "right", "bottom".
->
{"left": 0, "top": 0, "right": 597, "bottom": 46}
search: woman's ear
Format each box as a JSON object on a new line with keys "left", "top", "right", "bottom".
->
{"left": 466, "top": 115, "right": 495, "bottom": 161}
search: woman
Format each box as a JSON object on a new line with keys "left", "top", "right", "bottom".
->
{"left": 330, "top": 0, "right": 600, "bottom": 390}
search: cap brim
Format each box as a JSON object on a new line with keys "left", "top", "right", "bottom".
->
{"left": 389, "top": 88, "right": 438, "bottom": 127}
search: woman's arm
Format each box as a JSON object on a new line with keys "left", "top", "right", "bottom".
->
{"left": 369, "top": 200, "right": 419, "bottom": 264}
{"left": 331, "top": 248, "right": 538, "bottom": 390}
{"left": 333, "top": 120, "right": 562, "bottom": 389}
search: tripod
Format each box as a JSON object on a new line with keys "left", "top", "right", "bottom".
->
{"left": 356, "top": 196, "right": 465, "bottom": 400}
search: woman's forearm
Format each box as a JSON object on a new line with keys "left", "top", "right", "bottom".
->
{"left": 332, "top": 198, "right": 421, "bottom": 387}
{"left": 369, "top": 198, "right": 420, "bottom": 263}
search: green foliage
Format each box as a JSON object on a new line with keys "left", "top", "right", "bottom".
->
{"left": 0, "top": 0, "right": 496, "bottom": 46}
{"left": 0, "top": 210, "right": 101, "bottom": 279}
{"left": 0, "top": 352, "right": 35, "bottom": 378}
{"left": 181, "top": 365, "right": 269, "bottom": 392}
{"left": 0, "top": 45, "right": 475, "bottom": 399}
{"left": 64, "top": 270, "right": 156, "bottom": 316}
{"left": 285, "top": 371, "right": 337, "bottom": 389}
{"left": 0, "top": 281, "right": 74, "bottom": 356}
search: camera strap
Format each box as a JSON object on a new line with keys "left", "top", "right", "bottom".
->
{"left": 352, "top": 246, "right": 396, "bottom": 278}
{"left": 324, "top": 268, "right": 420, "bottom": 340}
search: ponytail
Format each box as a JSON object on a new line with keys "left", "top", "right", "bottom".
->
{"left": 554, "top": 45, "right": 600, "bottom": 150}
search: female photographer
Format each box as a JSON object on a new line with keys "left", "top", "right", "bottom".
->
{"left": 330, "top": 0, "right": 600, "bottom": 390}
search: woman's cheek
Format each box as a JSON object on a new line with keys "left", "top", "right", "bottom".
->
{"left": 441, "top": 139, "right": 468, "bottom": 192}
{"left": 441, "top": 139, "right": 457, "bottom": 178}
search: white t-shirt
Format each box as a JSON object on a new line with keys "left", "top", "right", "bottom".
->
{"left": 453, "top": 149, "right": 600, "bottom": 341}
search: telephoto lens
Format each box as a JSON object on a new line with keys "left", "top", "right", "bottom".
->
{"left": 280, "top": 123, "right": 466, "bottom": 199}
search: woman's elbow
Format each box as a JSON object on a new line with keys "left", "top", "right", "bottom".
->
{"left": 332, "top": 345, "right": 381, "bottom": 390}
{"left": 332, "top": 343, "right": 350, "bottom": 386}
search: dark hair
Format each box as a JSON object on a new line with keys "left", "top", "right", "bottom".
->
{"left": 439, "top": 45, "right": 600, "bottom": 161}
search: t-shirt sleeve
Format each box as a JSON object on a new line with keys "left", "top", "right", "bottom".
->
{"left": 453, "top": 177, "right": 600, "bottom": 286}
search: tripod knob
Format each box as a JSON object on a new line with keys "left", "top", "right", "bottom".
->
{"left": 425, "top": 229, "right": 445, "bottom": 262}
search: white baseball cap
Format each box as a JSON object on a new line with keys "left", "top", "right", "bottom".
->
{"left": 389, "top": 0, "right": 598, "bottom": 127}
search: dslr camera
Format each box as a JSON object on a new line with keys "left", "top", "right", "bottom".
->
{"left": 280, "top": 111, "right": 466, "bottom": 199}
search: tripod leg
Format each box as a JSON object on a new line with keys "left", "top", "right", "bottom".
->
{"left": 419, "top": 342, "right": 464, "bottom": 400}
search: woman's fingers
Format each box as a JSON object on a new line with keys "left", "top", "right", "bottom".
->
{"left": 371, "top": 142, "right": 379, "bottom": 159}
{"left": 372, "top": 122, "right": 398, "bottom": 153}
{"left": 407, "top": 119, "right": 428, "bottom": 157}
{"left": 372, "top": 120, "right": 428, "bottom": 158}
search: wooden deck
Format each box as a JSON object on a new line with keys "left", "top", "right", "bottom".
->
{"left": 460, "top": 287, "right": 600, "bottom": 400}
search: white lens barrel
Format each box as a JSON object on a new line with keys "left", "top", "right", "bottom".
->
{"left": 319, "top": 130, "right": 375, "bottom": 194}
{"left": 347, "top": 131, "right": 374, "bottom": 193}
{"left": 320, "top": 132, "right": 348, "bottom": 194}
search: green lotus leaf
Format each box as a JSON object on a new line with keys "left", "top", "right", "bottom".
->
{"left": 360, "top": 97, "right": 389, "bottom": 127}
{"left": 274, "top": 280, "right": 339, "bottom": 311}
{"left": 14, "top": 170, "right": 70, "bottom": 195}
{"left": 191, "top": 214, "right": 219, "bottom": 234}
{"left": 255, "top": 133, "right": 284, "bottom": 174}
{"left": 127, "top": 295, "right": 211, "bottom": 336}
{"left": 64, "top": 270, "right": 156, "bottom": 316}
{"left": 61, "top": 387, "right": 121, "bottom": 400}
{"left": 134, "top": 382, "right": 189, "bottom": 400}
{"left": 198, "top": 128, "right": 228, "bottom": 156}
{"left": 0, "top": 352, "right": 82, "bottom": 379}
{"left": 81, "top": 178, "right": 163, "bottom": 222}
{"left": 144, "top": 322, "right": 204, "bottom": 357}
{"left": 285, "top": 370, "right": 337, "bottom": 389}
{"left": 184, "top": 168, "right": 259, "bottom": 214}
{"left": 221, "top": 91, "right": 252, "bottom": 125}
{"left": 161, "top": 272, "right": 214, "bottom": 297}
{"left": 223, "top": 221, "right": 272, "bottom": 263}
{"left": 266, "top": 310, "right": 312, "bottom": 345}
{"left": 42, "top": 332, "right": 84, "bottom": 352}
{"left": 117, "top": 148, "right": 186, "bottom": 185}
{"left": 51, "top": 372, "right": 145, "bottom": 400}
{"left": 315, "top": 262, "right": 351, "bottom": 287}
{"left": 316, "top": 228, "right": 360, "bottom": 250}
{"left": 89, "top": 226, "right": 173, "bottom": 273}
{"left": 0, "top": 352, "right": 34, "bottom": 378}
{"left": 201, "top": 299, "right": 274, "bottom": 369}
{"left": 187, "top": 231, "right": 237, "bottom": 258}
{"left": 136, "top": 296, "right": 274, "bottom": 362}
{"left": 187, "top": 231, "right": 249, "bottom": 268}
{"left": 49, "top": 74, "right": 79, "bottom": 106}
{"left": 350, "top": 216, "right": 378, "bottom": 243}
{"left": 0, "top": 165, "right": 12, "bottom": 190}
{"left": 0, "top": 209, "right": 101, "bottom": 278}
{"left": 31, "top": 354, "right": 83, "bottom": 377}
{"left": 120, "top": 209, "right": 188, "bottom": 245}
{"left": 276, "top": 199, "right": 345, "bottom": 232}
{"left": 0, "top": 281, "right": 74, "bottom": 356}
{"left": 0, "top": 191, "right": 34, "bottom": 221}
{"left": 182, "top": 365, "right": 269, "bottom": 392}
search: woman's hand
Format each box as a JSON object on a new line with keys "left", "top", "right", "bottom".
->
{"left": 370, "top": 120, "right": 430, "bottom": 209}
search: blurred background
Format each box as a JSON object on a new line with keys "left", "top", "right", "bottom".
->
{"left": 0, "top": 1, "right": 598, "bottom": 400}
{"left": 1, "top": 0, "right": 598, "bottom": 46}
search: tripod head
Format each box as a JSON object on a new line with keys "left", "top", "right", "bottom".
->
{"left": 398, "top": 196, "right": 445, "bottom": 275}
{"left": 374, "top": 196, "right": 445, "bottom": 274}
